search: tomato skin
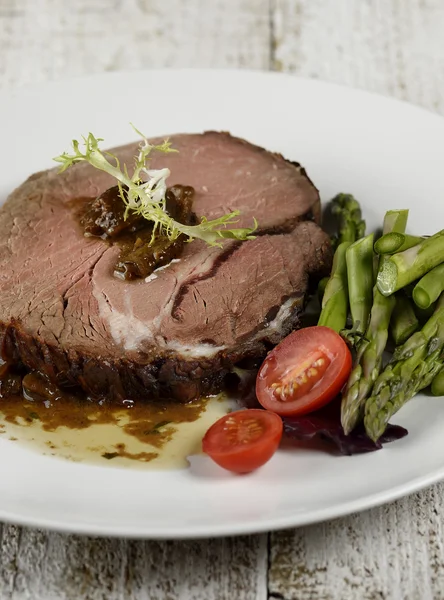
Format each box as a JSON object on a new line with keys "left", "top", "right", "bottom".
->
{"left": 256, "top": 326, "right": 352, "bottom": 417}
{"left": 202, "top": 409, "right": 283, "bottom": 473}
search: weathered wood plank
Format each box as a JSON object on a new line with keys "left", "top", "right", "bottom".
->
{"left": 269, "top": 485, "right": 444, "bottom": 600}
{"left": 0, "top": 0, "right": 271, "bottom": 88}
{"left": 272, "top": 0, "right": 444, "bottom": 115}
{"left": 0, "top": 525, "right": 268, "bottom": 600}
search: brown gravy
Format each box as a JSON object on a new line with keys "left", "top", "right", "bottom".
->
{"left": 0, "top": 373, "right": 233, "bottom": 469}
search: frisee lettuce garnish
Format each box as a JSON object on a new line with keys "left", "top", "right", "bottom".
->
{"left": 53, "top": 125, "right": 257, "bottom": 246}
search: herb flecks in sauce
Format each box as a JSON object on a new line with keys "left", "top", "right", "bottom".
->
{"left": 0, "top": 368, "right": 233, "bottom": 469}
{"left": 102, "top": 445, "right": 158, "bottom": 462}
{"left": 1, "top": 391, "right": 204, "bottom": 449}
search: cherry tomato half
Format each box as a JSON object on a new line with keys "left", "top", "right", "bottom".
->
{"left": 256, "top": 326, "right": 352, "bottom": 417}
{"left": 202, "top": 409, "right": 283, "bottom": 473}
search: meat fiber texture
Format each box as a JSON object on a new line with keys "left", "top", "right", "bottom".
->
{"left": 0, "top": 132, "right": 332, "bottom": 402}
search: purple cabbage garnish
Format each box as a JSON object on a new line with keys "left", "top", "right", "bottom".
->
{"left": 282, "top": 401, "right": 408, "bottom": 455}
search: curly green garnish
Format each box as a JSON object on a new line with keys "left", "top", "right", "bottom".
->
{"left": 54, "top": 126, "right": 257, "bottom": 246}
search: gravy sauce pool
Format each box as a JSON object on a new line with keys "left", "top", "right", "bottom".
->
{"left": 0, "top": 389, "right": 233, "bottom": 470}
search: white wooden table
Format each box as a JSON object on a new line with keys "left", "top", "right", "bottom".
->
{"left": 1, "top": 1, "right": 444, "bottom": 598}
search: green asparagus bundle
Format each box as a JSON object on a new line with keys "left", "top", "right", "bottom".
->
{"left": 340, "top": 210, "right": 407, "bottom": 434}
{"left": 318, "top": 194, "right": 366, "bottom": 331}
{"left": 318, "top": 195, "right": 444, "bottom": 442}
{"left": 341, "top": 287, "right": 395, "bottom": 434}
{"left": 319, "top": 231, "right": 374, "bottom": 338}
{"left": 364, "top": 294, "right": 444, "bottom": 442}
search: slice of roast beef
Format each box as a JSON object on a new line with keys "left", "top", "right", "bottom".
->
{"left": 0, "top": 132, "right": 332, "bottom": 402}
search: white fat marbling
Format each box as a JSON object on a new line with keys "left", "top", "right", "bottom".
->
{"left": 253, "top": 295, "right": 300, "bottom": 340}
{"left": 94, "top": 269, "right": 300, "bottom": 357}
{"left": 144, "top": 259, "right": 181, "bottom": 282}
{"left": 93, "top": 289, "right": 155, "bottom": 351}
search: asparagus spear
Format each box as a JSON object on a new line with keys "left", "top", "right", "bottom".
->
{"left": 381, "top": 209, "right": 409, "bottom": 235}
{"left": 331, "top": 194, "right": 366, "bottom": 245}
{"left": 413, "top": 263, "right": 444, "bottom": 309}
{"left": 318, "top": 195, "right": 365, "bottom": 332}
{"left": 377, "top": 229, "right": 444, "bottom": 296}
{"left": 341, "top": 287, "right": 395, "bottom": 433}
{"left": 317, "top": 277, "right": 329, "bottom": 304}
{"left": 346, "top": 234, "right": 374, "bottom": 335}
{"left": 431, "top": 367, "right": 444, "bottom": 396}
{"left": 390, "top": 295, "right": 419, "bottom": 345}
{"left": 364, "top": 295, "right": 444, "bottom": 441}
{"left": 340, "top": 210, "right": 406, "bottom": 433}
{"left": 374, "top": 233, "right": 423, "bottom": 255}
{"left": 387, "top": 340, "right": 444, "bottom": 417}
{"left": 411, "top": 346, "right": 444, "bottom": 395}
{"left": 318, "top": 242, "right": 351, "bottom": 332}
{"left": 414, "top": 301, "right": 437, "bottom": 324}
{"left": 372, "top": 343, "right": 444, "bottom": 429}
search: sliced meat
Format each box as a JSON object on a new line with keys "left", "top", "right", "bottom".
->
{"left": 0, "top": 132, "right": 331, "bottom": 402}
{"left": 54, "top": 131, "right": 321, "bottom": 230}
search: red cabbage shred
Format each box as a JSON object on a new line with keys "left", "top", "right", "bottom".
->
{"left": 282, "top": 400, "right": 408, "bottom": 455}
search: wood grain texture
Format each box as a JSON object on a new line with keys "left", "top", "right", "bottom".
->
{"left": 1, "top": 0, "right": 444, "bottom": 599}
{"left": 0, "top": 0, "right": 270, "bottom": 88}
{"left": 272, "top": 0, "right": 444, "bottom": 115}
{"left": 0, "top": 525, "right": 268, "bottom": 600}
{"left": 269, "top": 485, "right": 444, "bottom": 600}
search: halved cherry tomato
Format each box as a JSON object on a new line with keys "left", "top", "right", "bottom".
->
{"left": 202, "top": 409, "right": 283, "bottom": 473}
{"left": 256, "top": 326, "right": 352, "bottom": 417}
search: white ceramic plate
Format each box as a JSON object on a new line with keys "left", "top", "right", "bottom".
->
{"left": 1, "top": 69, "right": 444, "bottom": 539}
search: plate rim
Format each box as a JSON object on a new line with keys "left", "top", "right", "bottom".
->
{"left": 1, "top": 66, "right": 443, "bottom": 124}
{"left": 0, "top": 468, "right": 439, "bottom": 539}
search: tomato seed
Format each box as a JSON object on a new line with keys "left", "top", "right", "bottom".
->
{"left": 273, "top": 353, "right": 331, "bottom": 402}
